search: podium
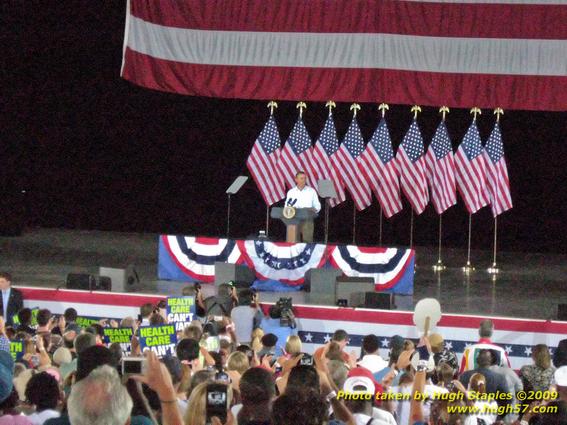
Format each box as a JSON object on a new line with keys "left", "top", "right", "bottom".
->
{"left": 271, "top": 208, "right": 317, "bottom": 243}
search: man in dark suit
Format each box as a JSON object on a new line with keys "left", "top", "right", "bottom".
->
{"left": 0, "top": 272, "right": 24, "bottom": 326}
{"left": 460, "top": 349, "right": 511, "bottom": 418}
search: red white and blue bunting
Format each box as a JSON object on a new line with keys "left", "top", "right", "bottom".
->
{"left": 159, "top": 236, "right": 415, "bottom": 293}
{"left": 239, "top": 240, "right": 328, "bottom": 285}
{"left": 161, "top": 236, "right": 242, "bottom": 281}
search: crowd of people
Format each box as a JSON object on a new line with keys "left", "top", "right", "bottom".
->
{"left": 1, "top": 272, "right": 567, "bottom": 425}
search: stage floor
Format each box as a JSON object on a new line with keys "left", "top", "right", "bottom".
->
{"left": 1, "top": 228, "right": 565, "bottom": 320}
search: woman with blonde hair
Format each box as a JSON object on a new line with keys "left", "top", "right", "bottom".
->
{"left": 185, "top": 382, "right": 233, "bottom": 425}
{"left": 284, "top": 335, "right": 302, "bottom": 357}
{"left": 452, "top": 373, "right": 498, "bottom": 425}
{"left": 226, "top": 351, "right": 250, "bottom": 391}
{"left": 250, "top": 328, "right": 264, "bottom": 353}
{"left": 520, "top": 344, "right": 555, "bottom": 392}
{"left": 276, "top": 335, "right": 302, "bottom": 367}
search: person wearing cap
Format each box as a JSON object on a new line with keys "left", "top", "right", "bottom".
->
{"left": 343, "top": 367, "right": 395, "bottom": 425}
{"left": 428, "top": 333, "right": 458, "bottom": 375}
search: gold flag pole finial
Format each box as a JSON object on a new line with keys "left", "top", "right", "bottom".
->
{"left": 470, "top": 107, "right": 481, "bottom": 121}
{"left": 325, "top": 101, "right": 336, "bottom": 117}
{"left": 378, "top": 103, "right": 389, "bottom": 118}
{"left": 439, "top": 106, "right": 450, "bottom": 121}
{"left": 267, "top": 101, "right": 278, "bottom": 116}
{"left": 296, "top": 102, "right": 307, "bottom": 118}
{"left": 350, "top": 103, "right": 361, "bottom": 118}
{"left": 494, "top": 108, "right": 504, "bottom": 123}
{"left": 411, "top": 105, "right": 422, "bottom": 120}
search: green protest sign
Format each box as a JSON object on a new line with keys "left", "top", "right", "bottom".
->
{"left": 138, "top": 325, "right": 177, "bottom": 357}
{"left": 11, "top": 308, "right": 38, "bottom": 327}
{"left": 166, "top": 296, "right": 196, "bottom": 323}
{"left": 103, "top": 327, "right": 133, "bottom": 355}
{"left": 10, "top": 341, "right": 24, "bottom": 361}
{"left": 75, "top": 316, "right": 102, "bottom": 328}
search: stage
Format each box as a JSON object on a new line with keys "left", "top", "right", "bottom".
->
{"left": 1, "top": 228, "right": 565, "bottom": 321}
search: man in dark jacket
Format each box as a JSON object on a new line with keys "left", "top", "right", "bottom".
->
{"left": 0, "top": 272, "right": 23, "bottom": 325}
{"left": 459, "top": 349, "right": 511, "bottom": 418}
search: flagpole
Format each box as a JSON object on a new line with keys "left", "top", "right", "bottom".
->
{"left": 265, "top": 206, "right": 270, "bottom": 237}
{"left": 487, "top": 216, "right": 499, "bottom": 274}
{"left": 432, "top": 214, "right": 446, "bottom": 271}
{"left": 377, "top": 103, "right": 389, "bottom": 247}
{"left": 352, "top": 204, "right": 357, "bottom": 245}
{"left": 433, "top": 106, "right": 450, "bottom": 272}
{"left": 462, "top": 107, "right": 482, "bottom": 275}
{"left": 462, "top": 213, "right": 475, "bottom": 274}
{"left": 264, "top": 100, "right": 278, "bottom": 239}
{"left": 324, "top": 100, "right": 336, "bottom": 246}
{"left": 324, "top": 198, "right": 330, "bottom": 245}
{"left": 409, "top": 210, "right": 414, "bottom": 248}
{"left": 408, "top": 105, "right": 421, "bottom": 251}
{"left": 378, "top": 206, "right": 383, "bottom": 246}
{"left": 487, "top": 108, "right": 504, "bottom": 276}
{"left": 349, "top": 102, "right": 361, "bottom": 246}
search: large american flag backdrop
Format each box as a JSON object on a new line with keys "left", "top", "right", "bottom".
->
{"left": 121, "top": 0, "right": 567, "bottom": 111}
{"left": 20, "top": 286, "right": 567, "bottom": 370}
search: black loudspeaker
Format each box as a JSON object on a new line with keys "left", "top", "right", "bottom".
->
{"left": 66, "top": 273, "right": 96, "bottom": 290}
{"left": 363, "top": 292, "right": 393, "bottom": 310}
{"left": 66, "top": 273, "right": 111, "bottom": 291}
{"left": 558, "top": 304, "right": 567, "bottom": 321}
{"left": 98, "top": 276, "right": 112, "bottom": 291}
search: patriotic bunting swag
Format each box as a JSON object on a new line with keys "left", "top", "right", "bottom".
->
{"left": 159, "top": 236, "right": 415, "bottom": 294}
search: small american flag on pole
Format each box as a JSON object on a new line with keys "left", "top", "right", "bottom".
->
{"left": 312, "top": 113, "right": 346, "bottom": 207}
{"left": 246, "top": 115, "right": 286, "bottom": 206}
{"left": 396, "top": 120, "right": 429, "bottom": 215}
{"left": 335, "top": 117, "right": 372, "bottom": 211}
{"left": 425, "top": 121, "right": 457, "bottom": 214}
{"left": 278, "top": 118, "right": 317, "bottom": 190}
{"left": 484, "top": 122, "right": 513, "bottom": 217}
{"left": 455, "top": 120, "right": 489, "bottom": 214}
{"left": 359, "top": 118, "right": 403, "bottom": 218}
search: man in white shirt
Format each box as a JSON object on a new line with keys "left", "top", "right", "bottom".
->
{"left": 285, "top": 171, "right": 321, "bottom": 242}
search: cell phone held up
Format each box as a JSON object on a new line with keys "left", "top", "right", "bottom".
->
{"left": 206, "top": 383, "right": 228, "bottom": 424}
{"left": 121, "top": 357, "right": 146, "bottom": 376}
